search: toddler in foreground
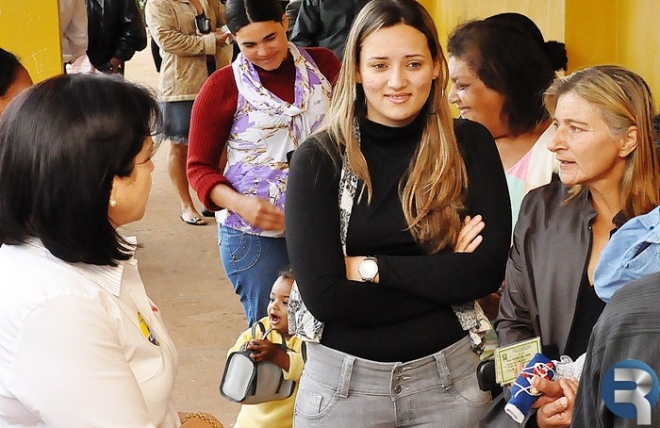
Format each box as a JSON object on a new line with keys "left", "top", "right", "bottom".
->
{"left": 227, "top": 269, "right": 304, "bottom": 428}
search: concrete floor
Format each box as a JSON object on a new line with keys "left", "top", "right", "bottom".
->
{"left": 124, "top": 47, "right": 242, "bottom": 426}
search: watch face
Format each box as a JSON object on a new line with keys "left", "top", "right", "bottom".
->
{"left": 359, "top": 258, "right": 378, "bottom": 281}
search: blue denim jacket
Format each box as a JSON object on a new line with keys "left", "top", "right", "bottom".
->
{"left": 594, "top": 205, "right": 660, "bottom": 302}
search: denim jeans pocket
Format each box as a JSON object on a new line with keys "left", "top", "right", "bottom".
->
{"left": 439, "top": 344, "right": 492, "bottom": 407}
{"left": 294, "top": 377, "right": 338, "bottom": 419}
{"left": 221, "top": 227, "right": 261, "bottom": 272}
{"left": 446, "top": 369, "right": 492, "bottom": 406}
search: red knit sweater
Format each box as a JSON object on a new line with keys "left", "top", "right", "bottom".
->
{"left": 187, "top": 47, "right": 340, "bottom": 210}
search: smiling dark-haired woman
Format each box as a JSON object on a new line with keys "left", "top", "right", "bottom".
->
{"left": 0, "top": 74, "right": 223, "bottom": 428}
{"left": 187, "top": 0, "right": 340, "bottom": 327}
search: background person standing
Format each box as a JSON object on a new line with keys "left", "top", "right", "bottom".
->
{"left": 290, "top": 0, "right": 372, "bottom": 60}
{"left": 146, "top": 0, "right": 231, "bottom": 226}
{"left": 59, "top": 0, "right": 88, "bottom": 68}
{"left": 85, "top": 0, "right": 147, "bottom": 74}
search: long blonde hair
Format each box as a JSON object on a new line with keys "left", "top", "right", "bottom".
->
{"left": 319, "top": 0, "right": 466, "bottom": 253}
{"left": 544, "top": 65, "right": 660, "bottom": 218}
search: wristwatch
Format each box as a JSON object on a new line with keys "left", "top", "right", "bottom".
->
{"left": 358, "top": 256, "right": 378, "bottom": 282}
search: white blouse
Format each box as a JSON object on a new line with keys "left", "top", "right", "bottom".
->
{"left": 0, "top": 239, "right": 180, "bottom": 427}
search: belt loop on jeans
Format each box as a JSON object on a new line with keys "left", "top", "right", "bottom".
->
{"left": 434, "top": 352, "right": 451, "bottom": 391}
{"left": 338, "top": 355, "right": 355, "bottom": 398}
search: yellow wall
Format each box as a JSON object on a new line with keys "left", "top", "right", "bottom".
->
{"left": 420, "top": 0, "right": 660, "bottom": 101}
{"left": 2, "top": 0, "right": 660, "bottom": 99}
{"left": 430, "top": 0, "right": 565, "bottom": 46}
{"left": 565, "top": 0, "right": 660, "bottom": 100}
{"left": 616, "top": 0, "right": 660, "bottom": 98}
{"left": 0, "top": 0, "right": 63, "bottom": 82}
{"left": 564, "top": 0, "right": 617, "bottom": 70}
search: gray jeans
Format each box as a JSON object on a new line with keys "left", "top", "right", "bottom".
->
{"left": 294, "top": 336, "right": 492, "bottom": 427}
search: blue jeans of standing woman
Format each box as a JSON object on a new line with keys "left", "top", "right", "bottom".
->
{"left": 294, "top": 336, "right": 491, "bottom": 427}
{"left": 218, "top": 225, "right": 290, "bottom": 326}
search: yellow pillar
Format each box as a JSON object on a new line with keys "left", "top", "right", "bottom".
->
{"left": 417, "top": 0, "right": 436, "bottom": 17}
{"left": 0, "top": 0, "right": 63, "bottom": 82}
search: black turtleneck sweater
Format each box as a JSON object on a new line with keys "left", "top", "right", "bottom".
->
{"left": 286, "top": 117, "right": 511, "bottom": 362}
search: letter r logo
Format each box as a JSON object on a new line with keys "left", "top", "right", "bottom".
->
{"left": 602, "top": 360, "right": 660, "bottom": 425}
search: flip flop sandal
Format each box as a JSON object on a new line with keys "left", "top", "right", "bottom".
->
{"left": 179, "top": 214, "right": 207, "bottom": 225}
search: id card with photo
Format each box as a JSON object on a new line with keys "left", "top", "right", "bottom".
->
{"left": 494, "top": 337, "right": 541, "bottom": 385}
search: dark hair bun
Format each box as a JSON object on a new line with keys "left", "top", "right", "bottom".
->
{"left": 544, "top": 40, "right": 568, "bottom": 71}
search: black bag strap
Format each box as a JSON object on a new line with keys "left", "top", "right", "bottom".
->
{"left": 261, "top": 326, "right": 306, "bottom": 362}
{"left": 243, "top": 321, "right": 264, "bottom": 398}
{"left": 261, "top": 327, "right": 288, "bottom": 351}
{"left": 249, "top": 362, "right": 259, "bottom": 397}
{"left": 254, "top": 327, "right": 289, "bottom": 393}
{"left": 250, "top": 321, "right": 266, "bottom": 339}
{"left": 250, "top": 365, "right": 285, "bottom": 396}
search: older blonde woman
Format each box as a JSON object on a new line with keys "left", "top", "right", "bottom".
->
{"left": 496, "top": 65, "right": 660, "bottom": 427}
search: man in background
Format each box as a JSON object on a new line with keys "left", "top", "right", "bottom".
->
{"left": 85, "top": 0, "right": 147, "bottom": 74}
{"left": 290, "top": 0, "right": 372, "bottom": 60}
{"left": 59, "top": 0, "right": 88, "bottom": 68}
